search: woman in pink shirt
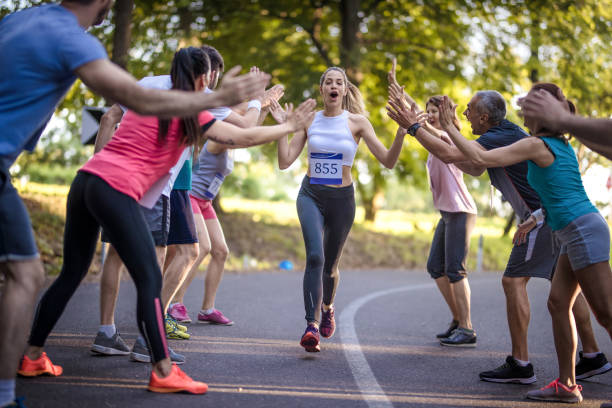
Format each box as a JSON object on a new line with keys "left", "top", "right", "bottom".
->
{"left": 416, "top": 95, "right": 478, "bottom": 347}
{"left": 20, "top": 47, "right": 314, "bottom": 394}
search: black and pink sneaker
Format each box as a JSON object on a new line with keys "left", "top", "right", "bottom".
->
{"left": 300, "top": 325, "right": 320, "bottom": 352}
{"left": 320, "top": 306, "right": 336, "bottom": 338}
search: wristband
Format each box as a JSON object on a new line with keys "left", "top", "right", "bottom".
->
{"left": 408, "top": 122, "right": 421, "bottom": 136}
{"left": 247, "top": 99, "right": 262, "bottom": 112}
{"left": 531, "top": 209, "right": 545, "bottom": 225}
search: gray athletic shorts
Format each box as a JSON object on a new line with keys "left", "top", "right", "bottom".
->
{"left": 555, "top": 212, "right": 610, "bottom": 271}
{"left": 504, "top": 221, "right": 557, "bottom": 280}
{"left": 102, "top": 194, "right": 170, "bottom": 247}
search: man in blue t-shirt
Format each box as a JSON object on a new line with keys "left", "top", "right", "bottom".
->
{"left": 0, "top": 1, "right": 269, "bottom": 405}
{"left": 388, "top": 89, "right": 609, "bottom": 385}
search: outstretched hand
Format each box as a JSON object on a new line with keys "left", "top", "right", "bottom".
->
{"left": 517, "top": 89, "right": 570, "bottom": 133}
{"left": 388, "top": 58, "right": 399, "bottom": 87}
{"left": 513, "top": 216, "right": 536, "bottom": 245}
{"left": 216, "top": 66, "right": 271, "bottom": 107}
{"left": 262, "top": 84, "right": 285, "bottom": 108}
{"left": 286, "top": 99, "right": 316, "bottom": 131}
{"left": 438, "top": 96, "right": 458, "bottom": 131}
{"left": 269, "top": 99, "right": 288, "bottom": 124}
{"left": 386, "top": 99, "right": 423, "bottom": 130}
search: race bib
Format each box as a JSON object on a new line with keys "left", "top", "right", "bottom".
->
{"left": 204, "top": 173, "right": 224, "bottom": 199}
{"left": 309, "top": 152, "right": 343, "bottom": 185}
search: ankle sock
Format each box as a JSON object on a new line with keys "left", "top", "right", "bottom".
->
{"left": 582, "top": 351, "right": 600, "bottom": 359}
{"left": 202, "top": 308, "right": 214, "bottom": 315}
{"left": 99, "top": 324, "right": 116, "bottom": 337}
{"left": 0, "top": 379, "right": 15, "bottom": 408}
{"left": 514, "top": 358, "right": 530, "bottom": 367}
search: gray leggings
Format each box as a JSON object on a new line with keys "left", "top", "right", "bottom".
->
{"left": 297, "top": 176, "right": 355, "bottom": 324}
{"left": 426, "top": 210, "right": 476, "bottom": 283}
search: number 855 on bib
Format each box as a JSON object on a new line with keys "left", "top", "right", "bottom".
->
{"left": 309, "top": 152, "right": 343, "bottom": 185}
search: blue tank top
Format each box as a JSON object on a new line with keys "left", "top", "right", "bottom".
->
{"left": 191, "top": 141, "right": 234, "bottom": 200}
{"left": 527, "top": 137, "right": 597, "bottom": 230}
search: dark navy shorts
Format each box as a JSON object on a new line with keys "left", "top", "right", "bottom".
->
{"left": 167, "top": 189, "right": 198, "bottom": 245}
{"left": 0, "top": 166, "right": 39, "bottom": 261}
{"left": 102, "top": 194, "right": 170, "bottom": 247}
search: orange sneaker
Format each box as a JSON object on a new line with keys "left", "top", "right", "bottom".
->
{"left": 17, "top": 352, "right": 63, "bottom": 377}
{"left": 148, "top": 364, "right": 208, "bottom": 394}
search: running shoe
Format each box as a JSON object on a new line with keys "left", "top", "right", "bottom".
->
{"left": 439, "top": 327, "right": 477, "bottom": 348}
{"left": 17, "top": 352, "right": 62, "bottom": 377}
{"left": 166, "top": 315, "right": 188, "bottom": 332}
{"left": 526, "top": 378, "right": 582, "bottom": 403}
{"left": 90, "top": 331, "right": 130, "bottom": 356}
{"left": 436, "top": 319, "right": 459, "bottom": 339}
{"left": 320, "top": 305, "right": 336, "bottom": 338}
{"left": 169, "top": 303, "right": 192, "bottom": 323}
{"left": 601, "top": 402, "right": 612, "bottom": 408}
{"left": 148, "top": 364, "right": 208, "bottom": 394}
{"left": 479, "top": 356, "right": 537, "bottom": 384}
{"left": 129, "top": 337, "right": 185, "bottom": 364}
{"left": 575, "top": 351, "right": 612, "bottom": 380}
{"left": 197, "top": 309, "right": 234, "bottom": 325}
{"left": 300, "top": 325, "right": 321, "bottom": 352}
{"left": 165, "top": 317, "right": 190, "bottom": 340}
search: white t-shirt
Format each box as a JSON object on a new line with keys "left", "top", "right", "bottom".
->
{"left": 204, "top": 87, "right": 232, "bottom": 121}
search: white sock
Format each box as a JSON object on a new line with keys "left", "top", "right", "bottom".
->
{"left": 582, "top": 351, "right": 600, "bottom": 359}
{"left": 0, "top": 379, "right": 15, "bottom": 408}
{"left": 514, "top": 358, "right": 530, "bottom": 367}
{"left": 99, "top": 324, "right": 116, "bottom": 337}
{"left": 202, "top": 308, "right": 214, "bottom": 315}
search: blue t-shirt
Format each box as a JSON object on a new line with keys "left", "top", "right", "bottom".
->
{"left": 527, "top": 137, "right": 597, "bottom": 231}
{"left": 0, "top": 4, "right": 107, "bottom": 168}
{"left": 476, "top": 119, "right": 542, "bottom": 221}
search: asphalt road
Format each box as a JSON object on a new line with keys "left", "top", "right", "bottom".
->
{"left": 16, "top": 270, "right": 612, "bottom": 407}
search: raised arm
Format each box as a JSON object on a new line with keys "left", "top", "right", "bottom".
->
{"left": 205, "top": 99, "right": 315, "bottom": 150}
{"left": 519, "top": 90, "right": 612, "bottom": 160}
{"left": 438, "top": 96, "right": 553, "bottom": 168}
{"left": 93, "top": 104, "right": 123, "bottom": 153}
{"left": 357, "top": 115, "right": 405, "bottom": 169}
{"left": 76, "top": 60, "right": 269, "bottom": 118}
{"left": 388, "top": 58, "right": 418, "bottom": 108}
{"left": 268, "top": 100, "right": 308, "bottom": 170}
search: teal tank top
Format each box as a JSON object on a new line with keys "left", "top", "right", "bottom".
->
{"left": 173, "top": 157, "right": 192, "bottom": 190}
{"left": 527, "top": 137, "right": 597, "bottom": 231}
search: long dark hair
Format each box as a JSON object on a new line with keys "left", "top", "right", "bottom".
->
{"left": 158, "top": 47, "right": 210, "bottom": 147}
{"left": 530, "top": 82, "right": 576, "bottom": 143}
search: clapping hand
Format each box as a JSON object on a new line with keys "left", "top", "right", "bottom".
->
{"left": 438, "top": 96, "right": 458, "bottom": 131}
{"left": 386, "top": 99, "right": 423, "bottom": 130}
{"left": 262, "top": 84, "right": 285, "bottom": 109}
{"left": 286, "top": 99, "right": 316, "bottom": 131}
{"left": 269, "top": 99, "right": 289, "bottom": 124}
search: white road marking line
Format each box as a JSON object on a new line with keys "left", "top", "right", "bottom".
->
{"left": 339, "top": 283, "right": 435, "bottom": 408}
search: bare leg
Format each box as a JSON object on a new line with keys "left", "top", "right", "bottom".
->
{"left": 435, "top": 276, "right": 459, "bottom": 322}
{"left": 99, "top": 246, "right": 124, "bottom": 326}
{"left": 201, "top": 217, "right": 229, "bottom": 310}
{"left": 172, "top": 214, "right": 210, "bottom": 304}
{"left": 0, "top": 260, "right": 45, "bottom": 380}
{"left": 574, "top": 261, "right": 612, "bottom": 340}
{"left": 548, "top": 255, "right": 581, "bottom": 387}
{"left": 451, "top": 277, "right": 472, "bottom": 329}
{"left": 573, "top": 291, "right": 600, "bottom": 354}
{"left": 503, "top": 276, "right": 531, "bottom": 362}
{"left": 162, "top": 244, "right": 198, "bottom": 313}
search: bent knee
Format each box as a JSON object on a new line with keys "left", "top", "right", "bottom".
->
{"left": 7, "top": 260, "right": 45, "bottom": 293}
{"left": 210, "top": 245, "right": 229, "bottom": 261}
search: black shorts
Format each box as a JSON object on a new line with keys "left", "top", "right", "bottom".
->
{"left": 167, "top": 189, "right": 198, "bottom": 245}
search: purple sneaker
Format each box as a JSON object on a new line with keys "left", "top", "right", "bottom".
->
{"left": 320, "top": 306, "right": 336, "bottom": 338}
{"left": 168, "top": 303, "right": 191, "bottom": 323}
{"left": 300, "top": 325, "right": 320, "bottom": 352}
{"left": 197, "top": 309, "right": 234, "bottom": 325}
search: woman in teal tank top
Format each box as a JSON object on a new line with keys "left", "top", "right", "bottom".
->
{"left": 434, "top": 82, "right": 612, "bottom": 405}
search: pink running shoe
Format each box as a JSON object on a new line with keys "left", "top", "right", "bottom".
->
{"left": 197, "top": 309, "right": 234, "bottom": 325}
{"left": 168, "top": 303, "right": 192, "bottom": 323}
{"left": 300, "top": 325, "right": 320, "bottom": 352}
{"left": 320, "top": 306, "right": 336, "bottom": 338}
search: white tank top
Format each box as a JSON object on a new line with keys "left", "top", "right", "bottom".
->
{"left": 307, "top": 110, "right": 357, "bottom": 167}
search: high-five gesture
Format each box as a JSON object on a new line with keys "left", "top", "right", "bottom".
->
{"left": 269, "top": 99, "right": 289, "bottom": 124}
{"left": 386, "top": 98, "right": 424, "bottom": 131}
{"left": 438, "top": 96, "right": 459, "bottom": 132}
{"left": 216, "top": 66, "right": 271, "bottom": 107}
{"left": 286, "top": 99, "right": 316, "bottom": 132}
{"left": 387, "top": 58, "right": 418, "bottom": 108}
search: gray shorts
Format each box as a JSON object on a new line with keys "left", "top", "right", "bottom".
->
{"left": 102, "top": 194, "right": 170, "bottom": 247}
{"left": 555, "top": 212, "right": 610, "bottom": 271}
{"left": 504, "top": 221, "right": 557, "bottom": 280}
{"left": 427, "top": 211, "right": 476, "bottom": 283}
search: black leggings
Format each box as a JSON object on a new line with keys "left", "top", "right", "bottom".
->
{"left": 296, "top": 176, "right": 355, "bottom": 324}
{"left": 29, "top": 172, "right": 168, "bottom": 363}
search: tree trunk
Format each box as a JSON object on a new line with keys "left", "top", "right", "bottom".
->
{"left": 340, "top": 0, "right": 361, "bottom": 82}
{"left": 111, "top": 0, "right": 134, "bottom": 70}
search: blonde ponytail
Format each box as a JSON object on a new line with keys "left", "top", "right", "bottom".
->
{"left": 319, "top": 66, "right": 367, "bottom": 116}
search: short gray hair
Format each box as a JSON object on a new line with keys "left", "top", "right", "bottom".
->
{"left": 474, "top": 90, "right": 506, "bottom": 125}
